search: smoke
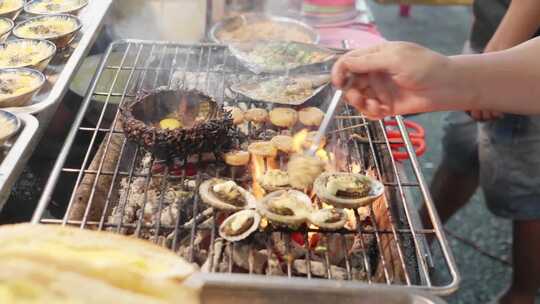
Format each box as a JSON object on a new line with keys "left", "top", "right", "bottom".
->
{"left": 105, "top": 0, "right": 207, "bottom": 42}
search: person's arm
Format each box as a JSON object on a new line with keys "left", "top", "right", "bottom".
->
{"left": 470, "top": 0, "right": 540, "bottom": 120}
{"left": 455, "top": 37, "right": 540, "bottom": 114}
{"left": 331, "top": 38, "right": 540, "bottom": 118}
{"left": 484, "top": 0, "right": 540, "bottom": 52}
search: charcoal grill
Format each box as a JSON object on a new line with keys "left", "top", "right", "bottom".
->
{"left": 32, "top": 40, "right": 459, "bottom": 295}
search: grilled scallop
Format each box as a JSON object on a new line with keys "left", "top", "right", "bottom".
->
{"left": 298, "top": 107, "right": 324, "bottom": 127}
{"left": 260, "top": 169, "right": 290, "bottom": 192}
{"left": 270, "top": 134, "right": 294, "bottom": 153}
{"left": 224, "top": 106, "right": 244, "bottom": 125}
{"left": 257, "top": 189, "right": 313, "bottom": 226}
{"left": 244, "top": 108, "right": 268, "bottom": 124}
{"left": 219, "top": 209, "right": 261, "bottom": 242}
{"left": 308, "top": 208, "right": 347, "bottom": 231}
{"left": 269, "top": 107, "right": 298, "bottom": 128}
{"left": 199, "top": 178, "right": 256, "bottom": 211}
{"left": 248, "top": 141, "right": 277, "bottom": 158}
{"left": 314, "top": 172, "right": 384, "bottom": 208}
{"left": 223, "top": 150, "right": 250, "bottom": 166}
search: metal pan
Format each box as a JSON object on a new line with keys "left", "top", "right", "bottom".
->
{"left": 209, "top": 13, "right": 319, "bottom": 44}
{"left": 228, "top": 40, "right": 336, "bottom": 74}
{"left": 230, "top": 74, "right": 330, "bottom": 106}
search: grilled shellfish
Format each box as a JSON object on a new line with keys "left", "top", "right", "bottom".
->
{"left": 219, "top": 209, "right": 261, "bottom": 242}
{"left": 257, "top": 189, "right": 313, "bottom": 225}
{"left": 314, "top": 172, "right": 384, "bottom": 208}
{"left": 308, "top": 208, "right": 347, "bottom": 231}
{"left": 229, "top": 41, "right": 335, "bottom": 74}
{"left": 260, "top": 169, "right": 290, "bottom": 192}
{"left": 230, "top": 74, "right": 329, "bottom": 105}
{"left": 199, "top": 178, "right": 256, "bottom": 211}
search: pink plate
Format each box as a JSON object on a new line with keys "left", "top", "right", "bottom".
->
{"left": 318, "top": 27, "right": 386, "bottom": 49}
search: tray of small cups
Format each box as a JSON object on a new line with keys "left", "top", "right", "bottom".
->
{"left": 0, "top": 0, "right": 90, "bottom": 113}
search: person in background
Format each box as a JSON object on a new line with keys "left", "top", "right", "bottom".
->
{"left": 426, "top": 1, "right": 540, "bottom": 303}
{"left": 332, "top": 36, "right": 540, "bottom": 304}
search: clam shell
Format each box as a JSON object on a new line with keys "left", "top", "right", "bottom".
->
{"left": 308, "top": 208, "right": 347, "bottom": 231}
{"left": 199, "top": 178, "right": 256, "bottom": 211}
{"left": 219, "top": 209, "right": 261, "bottom": 242}
{"left": 257, "top": 189, "right": 313, "bottom": 226}
{"left": 314, "top": 172, "right": 385, "bottom": 208}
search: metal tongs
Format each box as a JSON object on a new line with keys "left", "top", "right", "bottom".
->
{"left": 306, "top": 76, "right": 352, "bottom": 156}
{"left": 306, "top": 40, "right": 353, "bottom": 156}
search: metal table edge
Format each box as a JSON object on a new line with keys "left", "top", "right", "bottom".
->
{"left": 0, "top": 114, "right": 39, "bottom": 210}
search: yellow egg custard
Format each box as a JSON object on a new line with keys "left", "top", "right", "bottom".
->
{"left": 0, "top": 18, "right": 12, "bottom": 35}
{"left": 14, "top": 15, "right": 78, "bottom": 39}
{"left": 26, "top": 0, "right": 87, "bottom": 14}
{"left": 0, "top": 69, "right": 43, "bottom": 98}
{"left": 0, "top": 40, "right": 55, "bottom": 68}
{"left": 0, "top": 0, "right": 23, "bottom": 14}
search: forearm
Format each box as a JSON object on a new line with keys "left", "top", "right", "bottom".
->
{"left": 485, "top": 0, "right": 540, "bottom": 52}
{"left": 450, "top": 38, "right": 540, "bottom": 114}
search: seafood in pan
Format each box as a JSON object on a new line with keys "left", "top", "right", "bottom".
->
{"left": 229, "top": 41, "right": 336, "bottom": 74}
{"left": 314, "top": 172, "right": 385, "bottom": 208}
{"left": 231, "top": 74, "right": 330, "bottom": 105}
{"left": 219, "top": 209, "right": 261, "bottom": 242}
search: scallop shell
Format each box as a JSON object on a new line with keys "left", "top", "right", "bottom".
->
{"left": 308, "top": 208, "right": 347, "bottom": 231}
{"left": 314, "top": 172, "right": 384, "bottom": 208}
{"left": 199, "top": 178, "right": 256, "bottom": 211}
{"left": 259, "top": 169, "right": 291, "bottom": 192}
{"left": 257, "top": 189, "right": 313, "bottom": 225}
{"left": 219, "top": 209, "right": 261, "bottom": 242}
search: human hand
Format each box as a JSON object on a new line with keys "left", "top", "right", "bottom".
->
{"left": 332, "top": 42, "right": 468, "bottom": 119}
{"left": 467, "top": 110, "right": 503, "bottom": 121}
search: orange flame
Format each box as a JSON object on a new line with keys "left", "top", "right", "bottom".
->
{"left": 293, "top": 129, "right": 309, "bottom": 153}
{"left": 351, "top": 162, "right": 361, "bottom": 174}
{"left": 251, "top": 155, "right": 266, "bottom": 199}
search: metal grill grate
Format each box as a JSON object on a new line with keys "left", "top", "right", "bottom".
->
{"left": 32, "top": 40, "right": 458, "bottom": 295}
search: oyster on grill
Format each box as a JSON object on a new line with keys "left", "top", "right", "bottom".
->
{"left": 199, "top": 178, "right": 256, "bottom": 211}
{"left": 120, "top": 89, "right": 234, "bottom": 159}
{"left": 229, "top": 41, "right": 336, "bottom": 74}
{"left": 257, "top": 189, "right": 313, "bottom": 225}
{"left": 219, "top": 209, "right": 261, "bottom": 242}
{"left": 314, "top": 172, "right": 384, "bottom": 208}
{"left": 230, "top": 74, "right": 329, "bottom": 105}
{"left": 308, "top": 208, "right": 347, "bottom": 231}
{"left": 260, "top": 169, "right": 290, "bottom": 192}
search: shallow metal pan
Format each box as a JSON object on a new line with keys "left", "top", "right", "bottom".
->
{"left": 209, "top": 13, "right": 319, "bottom": 45}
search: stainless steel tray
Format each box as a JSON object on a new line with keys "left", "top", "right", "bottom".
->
{"left": 0, "top": 113, "right": 39, "bottom": 210}
{"left": 5, "top": 0, "right": 113, "bottom": 115}
{"left": 209, "top": 13, "right": 319, "bottom": 44}
{"left": 189, "top": 273, "right": 447, "bottom": 304}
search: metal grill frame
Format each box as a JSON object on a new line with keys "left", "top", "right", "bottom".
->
{"left": 32, "top": 39, "right": 459, "bottom": 295}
